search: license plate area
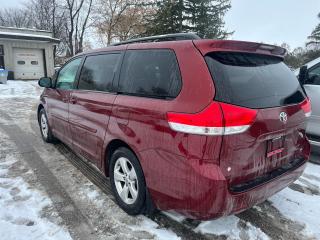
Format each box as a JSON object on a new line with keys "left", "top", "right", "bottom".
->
{"left": 267, "top": 136, "right": 285, "bottom": 159}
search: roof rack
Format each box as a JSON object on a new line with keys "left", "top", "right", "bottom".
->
{"left": 111, "top": 33, "right": 201, "bottom": 46}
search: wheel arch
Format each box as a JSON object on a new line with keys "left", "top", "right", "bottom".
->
{"left": 103, "top": 139, "right": 138, "bottom": 177}
{"left": 103, "top": 138, "right": 157, "bottom": 214}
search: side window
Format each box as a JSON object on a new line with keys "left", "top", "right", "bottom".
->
{"left": 56, "top": 58, "right": 82, "bottom": 90}
{"left": 307, "top": 64, "right": 320, "bottom": 85}
{"left": 119, "top": 49, "right": 181, "bottom": 98}
{"left": 78, "top": 54, "right": 120, "bottom": 92}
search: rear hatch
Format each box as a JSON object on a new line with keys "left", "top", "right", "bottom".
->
{"left": 197, "top": 42, "right": 311, "bottom": 191}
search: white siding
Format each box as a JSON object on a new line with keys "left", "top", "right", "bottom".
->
{"left": 0, "top": 39, "right": 55, "bottom": 79}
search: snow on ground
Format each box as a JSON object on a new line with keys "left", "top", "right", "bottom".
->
{"left": 0, "top": 80, "right": 41, "bottom": 99}
{"left": 270, "top": 163, "right": 320, "bottom": 239}
{"left": 130, "top": 218, "right": 181, "bottom": 240}
{"left": 0, "top": 134, "right": 72, "bottom": 240}
{"left": 195, "top": 215, "right": 269, "bottom": 240}
{"left": 0, "top": 81, "right": 182, "bottom": 240}
{"left": 77, "top": 176, "right": 182, "bottom": 240}
{"left": 163, "top": 210, "right": 186, "bottom": 223}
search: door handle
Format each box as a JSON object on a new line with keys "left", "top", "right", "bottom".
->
{"left": 115, "top": 107, "right": 129, "bottom": 125}
{"left": 70, "top": 96, "right": 77, "bottom": 104}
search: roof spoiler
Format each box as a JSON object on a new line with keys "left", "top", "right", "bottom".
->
{"left": 194, "top": 40, "right": 287, "bottom": 58}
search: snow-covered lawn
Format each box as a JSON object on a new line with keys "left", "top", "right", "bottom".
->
{"left": 0, "top": 80, "right": 41, "bottom": 99}
{"left": 0, "top": 80, "right": 320, "bottom": 240}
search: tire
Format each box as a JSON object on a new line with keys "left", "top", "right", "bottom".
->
{"left": 109, "top": 147, "right": 146, "bottom": 215}
{"left": 38, "top": 108, "right": 56, "bottom": 143}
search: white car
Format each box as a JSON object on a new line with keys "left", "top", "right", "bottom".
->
{"left": 296, "top": 57, "right": 320, "bottom": 146}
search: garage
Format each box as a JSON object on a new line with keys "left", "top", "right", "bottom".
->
{"left": 13, "top": 48, "right": 45, "bottom": 80}
{"left": 0, "top": 26, "right": 59, "bottom": 80}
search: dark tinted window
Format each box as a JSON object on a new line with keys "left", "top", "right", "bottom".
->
{"left": 205, "top": 52, "right": 306, "bottom": 108}
{"left": 119, "top": 49, "right": 181, "bottom": 99}
{"left": 78, "top": 54, "right": 120, "bottom": 92}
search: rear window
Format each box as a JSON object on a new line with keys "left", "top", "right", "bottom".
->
{"left": 119, "top": 49, "right": 181, "bottom": 99}
{"left": 205, "top": 52, "right": 306, "bottom": 109}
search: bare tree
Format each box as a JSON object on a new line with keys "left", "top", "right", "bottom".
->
{"left": 27, "top": 0, "right": 67, "bottom": 39}
{"left": 95, "top": 0, "right": 151, "bottom": 45}
{"left": 63, "top": 0, "right": 93, "bottom": 56}
{"left": 74, "top": 0, "right": 93, "bottom": 53}
{"left": 26, "top": 0, "right": 68, "bottom": 59}
{"left": 0, "top": 8, "right": 33, "bottom": 28}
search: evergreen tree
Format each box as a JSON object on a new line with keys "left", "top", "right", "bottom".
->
{"left": 145, "top": 0, "right": 231, "bottom": 39}
{"left": 308, "top": 13, "right": 320, "bottom": 47}
{"left": 145, "top": 0, "right": 184, "bottom": 35}
{"left": 184, "top": 0, "right": 231, "bottom": 39}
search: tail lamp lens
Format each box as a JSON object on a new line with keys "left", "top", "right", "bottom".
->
{"left": 301, "top": 98, "right": 312, "bottom": 117}
{"left": 219, "top": 103, "right": 258, "bottom": 135}
{"left": 167, "top": 102, "right": 257, "bottom": 136}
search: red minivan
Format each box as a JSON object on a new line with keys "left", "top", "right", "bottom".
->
{"left": 38, "top": 33, "right": 311, "bottom": 220}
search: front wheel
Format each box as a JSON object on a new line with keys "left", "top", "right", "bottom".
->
{"left": 38, "top": 108, "right": 56, "bottom": 143}
{"left": 109, "top": 147, "right": 146, "bottom": 215}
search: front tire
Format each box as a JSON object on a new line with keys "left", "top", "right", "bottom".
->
{"left": 38, "top": 108, "right": 56, "bottom": 143}
{"left": 109, "top": 147, "right": 146, "bottom": 215}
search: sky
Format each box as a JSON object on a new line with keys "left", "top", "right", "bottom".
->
{"left": 2, "top": 0, "right": 320, "bottom": 49}
{"left": 225, "top": 0, "right": 320, "bottom": 49}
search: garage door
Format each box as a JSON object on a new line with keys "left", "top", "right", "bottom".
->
{"left": 13, "top": 48, "right": 45, "bottom": 80}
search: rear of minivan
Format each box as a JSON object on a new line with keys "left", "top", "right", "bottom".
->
{"left": 161, "top": 40, "right": 311, "bottom": 219}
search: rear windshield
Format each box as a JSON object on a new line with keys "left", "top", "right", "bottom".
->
{"left": 205, "top": 52, "right": 306, "bottom": 109}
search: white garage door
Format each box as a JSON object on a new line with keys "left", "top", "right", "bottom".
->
{"left": 13, "top": 48, "right": 45, "bottom": 80}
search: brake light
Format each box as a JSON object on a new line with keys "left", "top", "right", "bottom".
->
{"left": 219, "top": 103, "right": 258, "bottom": 135}
{"left": 167, "top": 102, "right": 257, "bottom": 136}
{"left": 167, "top": 102, "right": 224, "bottom": 135}
{"left": 301, "top": 98, "right": 312, "bottom": 117}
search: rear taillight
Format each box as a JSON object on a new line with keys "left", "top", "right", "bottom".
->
{"left": 167, "top": 102, "right": 224, "bottom": 136}
{"left": 167, "top": 102, "right": 257, "bottom": 136}
{"left": 301, "top": 98, "right": 312, "bottom": 117}
{"left": 219, "top": 103, "right": 258, "bottom": 135}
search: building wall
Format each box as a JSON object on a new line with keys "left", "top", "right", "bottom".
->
{"left": 0, "top": 39, "right": 55, "bottom": 79}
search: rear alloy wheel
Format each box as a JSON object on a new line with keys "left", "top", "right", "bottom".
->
{"left": 110, "top": 147, "right": 146, "bottom": 215}
{"left": 39, "top": 109, "right": 56, "bottom": 143}
{"left": 40, "top": 113, "right": 49, "bottom": 139}
{"left": 114, "top": 157, "right": 139, "bottom": 204}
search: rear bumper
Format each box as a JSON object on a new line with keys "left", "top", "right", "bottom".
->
{"left": 149, "top": 157, "right": 308, "bottom": 220}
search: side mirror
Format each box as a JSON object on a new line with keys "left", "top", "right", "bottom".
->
{"left": 38, "top": 77, "right": 53, "bottom": 88}
{"left": 298, "top": 65, "right": 308, "bottom": 85}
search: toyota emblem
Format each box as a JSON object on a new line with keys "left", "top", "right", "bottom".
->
{"left": 279, "top": 112, "right": 288, "bottom": 123}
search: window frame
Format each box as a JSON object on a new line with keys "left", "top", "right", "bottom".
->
{"left": 117, "top": 48, "right": 182, "bottom": 100}
{"left": 55, "top": 56, "right": 84, "bottom": 90}
{"left": 75, "top": 51, "right": 124, "bottom": 94}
